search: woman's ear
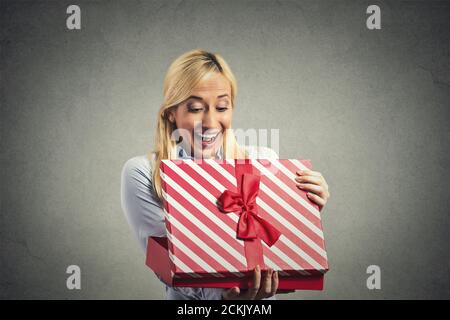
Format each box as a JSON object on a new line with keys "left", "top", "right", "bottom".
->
{"left": 167, "top": 110, "right": 175, "bottom": 124}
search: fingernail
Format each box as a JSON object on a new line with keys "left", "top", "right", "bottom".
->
{"left": 296, "top": 170, "right": 303, "bottom": 175}
{"left": 297, "top": 184, "right": 304, "bottom": 189}
{"left": 306, "top": 193, "right": 311, "bottom": 197}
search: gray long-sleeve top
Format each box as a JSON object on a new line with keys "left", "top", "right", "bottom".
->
{"left": 120, "top": 145, "right": 278, "bottom": 300}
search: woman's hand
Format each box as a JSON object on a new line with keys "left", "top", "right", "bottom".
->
{"left": 222, "top": 265, "right": 282, "bottom": 300}
{"left": 295, "top": 169, "right": 330, "bottom": 212}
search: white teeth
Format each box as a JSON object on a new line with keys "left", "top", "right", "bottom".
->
{"left": 196, "top": 131, "right": 220, "bottom": 143}
{"left": 202, "top": 135, "right": 215, "bottom": 142}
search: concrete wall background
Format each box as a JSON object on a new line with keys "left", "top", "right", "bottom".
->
{"left": 1, "top": 0, "right": 449, "bottom": 299}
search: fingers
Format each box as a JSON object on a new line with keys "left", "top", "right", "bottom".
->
{"left": 296, "top": 170, "right": 329, "bottom": 189}
{"left": 295, "top": 170, "right": 330, "bottom": 211}
{"left": 306, "top": 192, "right": 326, "bottom": 209}
{"left": 224, "top": 267, "right": 284, "bottom": 300}
{"left": 270, "top": 270, "right": 279, "bottom": 296}
{"left": 223, "top": 265, "right": 262, "bottom": 300}
{"left": 295, "top": 175, "right": 323, "bottom": 186}
{"left": 296, "top": 169, "right": 323, "bottom": 179}
{"left": 242, "top": 265, "right": 261, "bottom": 300}
{"left": 296, "top": 182, "right": 324, "bottom": 196}
{"left": 222, "top": 286, "right": 240, "bottom": 300}
{"left": 255, "top": 268, "right": 274, "bottom": 300}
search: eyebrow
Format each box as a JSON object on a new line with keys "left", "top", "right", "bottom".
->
{"left": 187, "top": 94, "right": 229, "bottom": 101}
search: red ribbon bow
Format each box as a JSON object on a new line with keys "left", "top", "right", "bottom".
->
{"left": 218, "top": 173, "right": 281, "bottom": 247}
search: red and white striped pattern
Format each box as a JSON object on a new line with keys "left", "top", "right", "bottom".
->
{"left": 160, "top": 159, "right": 328, "bottom": 280}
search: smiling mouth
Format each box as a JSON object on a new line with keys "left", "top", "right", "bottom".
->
{"left": 194, "top": 131, "right": 222, "bottom": 145}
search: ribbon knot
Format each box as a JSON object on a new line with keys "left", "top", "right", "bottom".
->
{"left": 217, "top": 172, "right": 281, "bottom": 247}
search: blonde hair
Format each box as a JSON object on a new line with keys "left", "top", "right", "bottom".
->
{"left": 149, "top": 49, "right": 247, "bottom": 201}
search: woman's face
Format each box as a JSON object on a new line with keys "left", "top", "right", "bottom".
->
{"left": 169, "top": 73, "right": 233, "bottom": 159}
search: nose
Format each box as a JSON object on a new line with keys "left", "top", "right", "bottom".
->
{"left": 201, "top": 108, "right": 220, "bottom": 131}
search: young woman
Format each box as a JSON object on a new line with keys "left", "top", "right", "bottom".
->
{"left": 121, "top": 49, "right": 330, "bottom": 300}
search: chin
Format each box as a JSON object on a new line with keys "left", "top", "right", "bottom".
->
{"left": 193, "top": 138, "right": 223, "bottom": 159}
{"left": 200, "top": 148, "right": 216, "bottom": 159}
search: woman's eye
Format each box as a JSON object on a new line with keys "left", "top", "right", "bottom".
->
{"left": 187, "top": 104, "right": 204, "bottom": 113}
{"left": 216, "top": 104, "right": 229, "bottom": 112}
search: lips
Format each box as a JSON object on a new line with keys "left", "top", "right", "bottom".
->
{"left": 194, "top": 130, "right": 221, "bottom": 146}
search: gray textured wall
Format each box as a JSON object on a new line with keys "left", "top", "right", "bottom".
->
{"left": 1, "top": 0, "right": 449, "bottom": 299}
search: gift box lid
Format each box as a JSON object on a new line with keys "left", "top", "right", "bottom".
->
{"left": 159, "top": 158, "right": 329, "bottom": 280}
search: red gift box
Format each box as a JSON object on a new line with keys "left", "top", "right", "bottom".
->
{"left": 146, "top": 158, "right": 329, "bottom": 290}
